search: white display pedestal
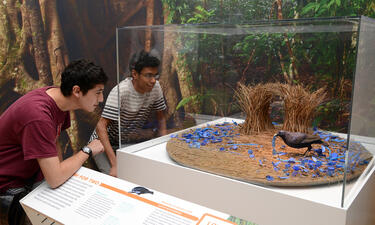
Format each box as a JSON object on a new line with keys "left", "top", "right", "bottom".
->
{"left": 117, "top": 117, "right": 375, "bottom": 225}
{"left": 20, "top": 167, "right": 236, "bottom": 225}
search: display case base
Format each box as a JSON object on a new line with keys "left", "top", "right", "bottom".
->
{"left": 117, "top": 117, "right": 375, "bottom": 225}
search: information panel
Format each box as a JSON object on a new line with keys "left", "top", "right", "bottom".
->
{"left": 20, "top": 167, "right": 235, "bottom": 225}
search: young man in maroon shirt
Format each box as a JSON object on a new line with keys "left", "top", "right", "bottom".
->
{"left": 0, "top": 59, "right": 108, "bottom": 225}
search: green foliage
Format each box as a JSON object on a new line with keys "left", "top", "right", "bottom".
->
{"left": 162, "top": 0, "right": 274, "bottom": 24}
{"left": 161, "top": 0, "right": 200, "bottom": 24}
{"left": 163, "top": 0, "right": 373, "bottom": 131}
{"left": 176, "top": 88, "right": 238, "bottom": 116}
{"left": 186, "top": 6, "right": 215, "bottom": 24}
{"left": 233, "top": 33, "right": 285, "bottom": 76}
{"left": 301, "top": 0, "right": 375, "bottom": 17}
{"left": 314, "top": 99, "right": 350, "bottom": 132}
{"left": 176, "top": 95, "right": 197, "bottom": 110}
{"left": 175, "top": 93, "right": 208, "bottom": 113}
{"left": 227, "top": 215, "right": 258, "bottom": 225}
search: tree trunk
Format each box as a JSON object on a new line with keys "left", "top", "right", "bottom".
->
{"left": 0, "top": 2, "right": 14, "bottom": 78}
{"left": 159, "top": 25, "right": 182, "bottom": 124}
{"left": 64, "top": 0, "right": 93, "bottom": 58}
{"left": 159, "top": 5, "right": 200, "bottom": 126}
{"left": 275, "top": 0, "right": 299, "bottom": 82}
{"left": 39, "top": 0, "right": 69, "bottom": 85}
{"left": 80, "top": 2, "right": 104, "bottom": 55}
{"left": 239, "top": 48, "right": 256, "bottom": 85}
{"left": 25, "top": 0, "right": 53, "bottom": 85}
{"left": 145, "top": 0, "right": 154, "bottom": 52}
{"left": 174, "top": 51, "right": 201, "bottom": 113}
{"left": 0, "top": 0, "right": 42, "bottom": 95}
{"left": 66, "top": 111, "right": 80, "bottom": 153}
{"left": 3, "top": 0, "right": 19, "bottom": 36}
{"left": 100, "top": 0, "right": 146, "bottom": 50}
{"left": 159, "top": 4, "right": 183, "bottom": 125}
{"left": 276, "top": 0, "right": 283, "bottom": 19}
{"left": 272, "top": 0, "right": 290, "bottom": 83}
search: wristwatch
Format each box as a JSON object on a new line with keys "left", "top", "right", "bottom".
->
{"left": 81, "top": 146, "right": 92, "bottom": 157}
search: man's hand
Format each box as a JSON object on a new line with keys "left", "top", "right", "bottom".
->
{"left": 109, "top": 166, "right": 117, "bottom": 177}
{"left": 87, "top": 139, "right": 104, "bottom": 156}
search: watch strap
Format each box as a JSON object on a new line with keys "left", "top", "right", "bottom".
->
{"left": 81, "top": 146, "right": 92, "bottom": 157}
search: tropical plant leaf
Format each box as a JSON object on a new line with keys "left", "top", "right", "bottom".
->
{"left": 176, "top": 95, "right": 194, "bottom": 110}
{"left": 301, "top": 2, "right": 317, "bottom": 15}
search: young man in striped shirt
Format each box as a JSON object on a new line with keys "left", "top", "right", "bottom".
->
{"left": 91, "top": 50, "right": 167, "bottom": 177}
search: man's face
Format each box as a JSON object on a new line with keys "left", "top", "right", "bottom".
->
{"left": 80, "top": 84, "right": 105, "bottom": 112}
{"left": 132, "top": 67, "right": 159, "bottom": 93}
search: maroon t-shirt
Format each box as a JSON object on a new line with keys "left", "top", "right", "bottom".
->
{"left": 0, "top": 87, "right": 70, "bottom": 192}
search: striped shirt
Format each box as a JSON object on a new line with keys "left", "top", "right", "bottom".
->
{"left": 91, "top": 78, "right": 166, "bottom": 146}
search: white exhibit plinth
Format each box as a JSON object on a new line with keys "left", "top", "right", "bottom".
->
{"left": 117, "top": 117, "right": 375, "bottom": 225}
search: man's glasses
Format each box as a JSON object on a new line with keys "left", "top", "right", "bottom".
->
{"left": 140, "top": 73, "right": 160, "bottom": 80}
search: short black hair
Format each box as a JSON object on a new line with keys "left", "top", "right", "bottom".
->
{"left": 60, "top": 59, "right": 108, "bottom": 96}
{"left": 129, "top": 50, "right": 160, "bottom": 74}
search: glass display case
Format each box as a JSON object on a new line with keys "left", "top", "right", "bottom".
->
{"left": 115, "top": 16, "right": 375, "bottom": 224}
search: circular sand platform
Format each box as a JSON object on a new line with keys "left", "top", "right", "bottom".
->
{"left": 167, "top": 122, "right": 372, "bottom": 187}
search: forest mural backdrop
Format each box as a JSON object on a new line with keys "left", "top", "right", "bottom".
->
{"left": 0, "top": 0, "right": 374, "bottom": 167}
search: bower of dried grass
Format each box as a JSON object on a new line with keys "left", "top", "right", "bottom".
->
{"left": 235, "top": 83, "right": 274, "bottom": 134}
{"left": 236, "top": 82, "right": 326, "bottom": 134}
{"left": 277, "top": 83, "right": 326, "bottom": 133}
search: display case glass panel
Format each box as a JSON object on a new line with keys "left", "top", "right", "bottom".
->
{"left": 115, "top": 16, "right": 375, "bottom": 208}
{"left": 345, "top": 16, "right": 375, "bottom": 207}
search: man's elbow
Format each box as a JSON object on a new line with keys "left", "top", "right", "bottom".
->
{"left": 37, "top": 157, "right": 67, "bottom": 189}
{"left": 45, "top": 177, "right": 63, "bottom": 189}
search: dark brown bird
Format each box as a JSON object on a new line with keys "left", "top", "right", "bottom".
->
{"left": 274, "top": 130, "right": 325, "bottom": 156}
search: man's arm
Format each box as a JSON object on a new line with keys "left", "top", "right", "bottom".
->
{"left": 56, "top": 141, "right": 63, "bottom": 162}
{"left": 156, "top": 110, "right": 167, "bottom": 136}
{"left": 96, "top": 117, "right": 118, "bottom": 177}
{"left": 37, "top": 139, "right": 103, "bottom": 188}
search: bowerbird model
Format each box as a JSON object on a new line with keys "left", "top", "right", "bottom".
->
{"left": 273, "top": 130, "right": 325, "bottom": 156}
